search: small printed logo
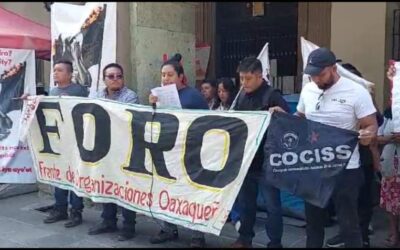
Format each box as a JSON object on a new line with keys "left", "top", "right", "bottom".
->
{"left": 331, "top": 98, "right": 346, "bottom": 104}
{"left": 281, "top": 132, "right": 299, "bottom": 150}
{"left": 308, "top": 131, "right": 320, "bottom": 144}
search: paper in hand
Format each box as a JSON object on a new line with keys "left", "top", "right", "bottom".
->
{"left": 150, "top": 84, "right": 182, "bottom": 109}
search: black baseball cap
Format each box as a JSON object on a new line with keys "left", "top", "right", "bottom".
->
{"left": 304, "top": 48, "right": 337, "bottom": 76}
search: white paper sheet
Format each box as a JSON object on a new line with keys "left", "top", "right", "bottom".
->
{"left": 150, "top": 84, "right": 182, "bottom": 109}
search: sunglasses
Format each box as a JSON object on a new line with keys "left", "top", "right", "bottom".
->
{"left": 315, "top": 91, "right": 325, "bottom": 111}
{"left": 105, "top": 74, "right": 123, "bottom": 80}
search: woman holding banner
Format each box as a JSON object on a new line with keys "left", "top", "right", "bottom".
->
{"left": 378, "top": 65, "right": 400, "bottom": 247}
{"left": 376, "top": 107, "right": 400, "bottom": 247}
{"left": 148, "top": 53, "right": 209, "bottom": 248}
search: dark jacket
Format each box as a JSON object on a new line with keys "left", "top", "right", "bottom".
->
{"left": 234, "top": 80, "right": 290, "bottom": 173}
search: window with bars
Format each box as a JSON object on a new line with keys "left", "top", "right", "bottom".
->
{"left": 216, "top": 2, "right": 299, "bottom": 93}
{"left": 393, "top": 9, "right": 400, "bottom": 60}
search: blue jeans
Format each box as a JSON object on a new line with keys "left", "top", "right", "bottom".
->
{"left": 237, "top": 171, "right": 283, "bottom": 246}
{"left": 101, "top": 203, "right": 136, "bottom": 230}
{"left": 229, "top": 200, "right": 241, "bottom": 223}
{"left": 54, "top": 187, "right": 84, "bottom": 212}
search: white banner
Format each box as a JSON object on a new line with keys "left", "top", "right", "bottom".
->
{"left": 0, "top": 48, "right": 36, "bottom": 183}
{"left": 23, "top": 96, "right": 271, "bottom": 235}
{"left": 51, "top": 2, "right": 116, "bottom": 97}
{"left": 300, "top": 37, "right": 374, "bottom": 92}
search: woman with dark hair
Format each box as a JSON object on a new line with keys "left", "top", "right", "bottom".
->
{"left": 149, "top": 53, "right": 208, "bottom": 110}
{"left": 200, "top": 79, "right": 219, "bottom": 110}
{"left": 148, "top": 53, "right": 208, "bottom": 248}
{"left": 216, "top": 77, "right": 237, "bottom": 110}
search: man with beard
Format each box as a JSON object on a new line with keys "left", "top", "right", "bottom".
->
{"left": 295, "top": 48, "right": 378, "bottom": 248}
{"left": 325, "top": 63, "right": 383, "bottom": 249}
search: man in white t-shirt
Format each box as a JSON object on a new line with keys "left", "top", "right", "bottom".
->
{"left": 296, "top": 48, "right": 378, "bottom": 248}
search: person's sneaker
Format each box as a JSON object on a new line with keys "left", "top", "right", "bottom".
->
{"left": 234, "top": 221, "right": 241, "bottom": 232}
{"left": 368, "top": 224, "right": 374, "bottom": 235}
{"left": 43, "top": 209, "right": 68, "bottom": 224}
{"left": 117, "top": 229, "right": 135, "bottom": 241}
{"left": 363, "top": 240, "right": 370, "bottom": 248}
{"left": 88, "top": 222, "right": 117, "bottom": 235}
{"left": 64, "top": 209, "right": 82, "bottom": 228}
{"left": 326, "top": 234, "right": 344, "bottom": 248}
{"left": 149, "top": 230, "right": 178, "bottom": 244}
{"left": 190, "top": 237, "right": 206, "bottom": 248}
{"left": 230, "top": 240, "right": 252, "bottom": 248}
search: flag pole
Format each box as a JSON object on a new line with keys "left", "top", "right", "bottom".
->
{"left": 229, "top": 85, "right": 243, "bottom": 111}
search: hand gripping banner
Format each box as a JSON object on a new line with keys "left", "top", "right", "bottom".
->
{"left": 21, "top": 96, "right": 270, "bottom": 235}
{"left": 264, "top": 112, "right": 359, "bottom": 208}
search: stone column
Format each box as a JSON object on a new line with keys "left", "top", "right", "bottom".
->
{"left": 129, "top": 2, "right": 197, "bottom": 104}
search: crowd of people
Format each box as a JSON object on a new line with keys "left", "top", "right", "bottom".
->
{"left": 25, "top": 47, "right": 400, "bottom": 248}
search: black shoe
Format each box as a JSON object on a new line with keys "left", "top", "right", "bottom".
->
{"left": 267, "top": 242, "right": 283, "bottom": 248}
{"left": 88, "top": 222, "right": 117, "bottom": 235}
{"left": 149, "top": 230, "right": 178, "bottom": 244}
{"left": 43, "top": 208, "right": 68, "bottom": 224}
{"left": 230, "top": 240, "right": 252, "bottom": 248}
{"left": 326, "top": 234, "right": 344, "bottom": 248}
{"left": 190, "top": 237, "right": 206, "bottom": 248}
{"left": 64, "top": 209, "right": 82, "bottom": 228}
{"left": 118, "top": 229, "right": 135, "bottom": 241}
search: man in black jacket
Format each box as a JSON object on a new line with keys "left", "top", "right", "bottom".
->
{"left": 231, "top": 57, "right": 290, "bottom": 248}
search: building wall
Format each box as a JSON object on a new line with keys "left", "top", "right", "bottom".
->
{"left": 116, "top": 2, "right": 133, "bottom": 90}
{"left": 330, "top": 2, "right": 387, "bottom": 111}
{"left": 129, "top": 2, "right": 197, "bottom": 104}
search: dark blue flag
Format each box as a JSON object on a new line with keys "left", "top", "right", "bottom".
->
{"left": 264, "top": 112, "right": 359, "bottom": 208}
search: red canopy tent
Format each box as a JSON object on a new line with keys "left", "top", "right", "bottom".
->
{"left": 0, "top": 7, "right": 51, "bottom": 60}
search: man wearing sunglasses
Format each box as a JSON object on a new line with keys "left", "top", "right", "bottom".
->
{"left": 88, "top": 63, "right": 139, "bottom": 241}
{"left": 294, "top": 48, "right": 378, "bottom": 248}
{"left": 93, "top": 63, "right": 139, "bottom": 104}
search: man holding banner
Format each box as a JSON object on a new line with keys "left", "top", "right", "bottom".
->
{"left": 43, "top": 60, "right": 89, "bottom": 228}
{"left": 296, "top": 48, "right": 378, "bottom": 248}
{"left": 231, "top": 57, "right": 289, "bottom": 248}
{"left": 88, "top": 63, "right": 139, "bottom": 241}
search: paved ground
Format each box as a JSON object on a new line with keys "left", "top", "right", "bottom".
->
{"left": 0, "top": 191, "right": 391, "bottom": 248}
